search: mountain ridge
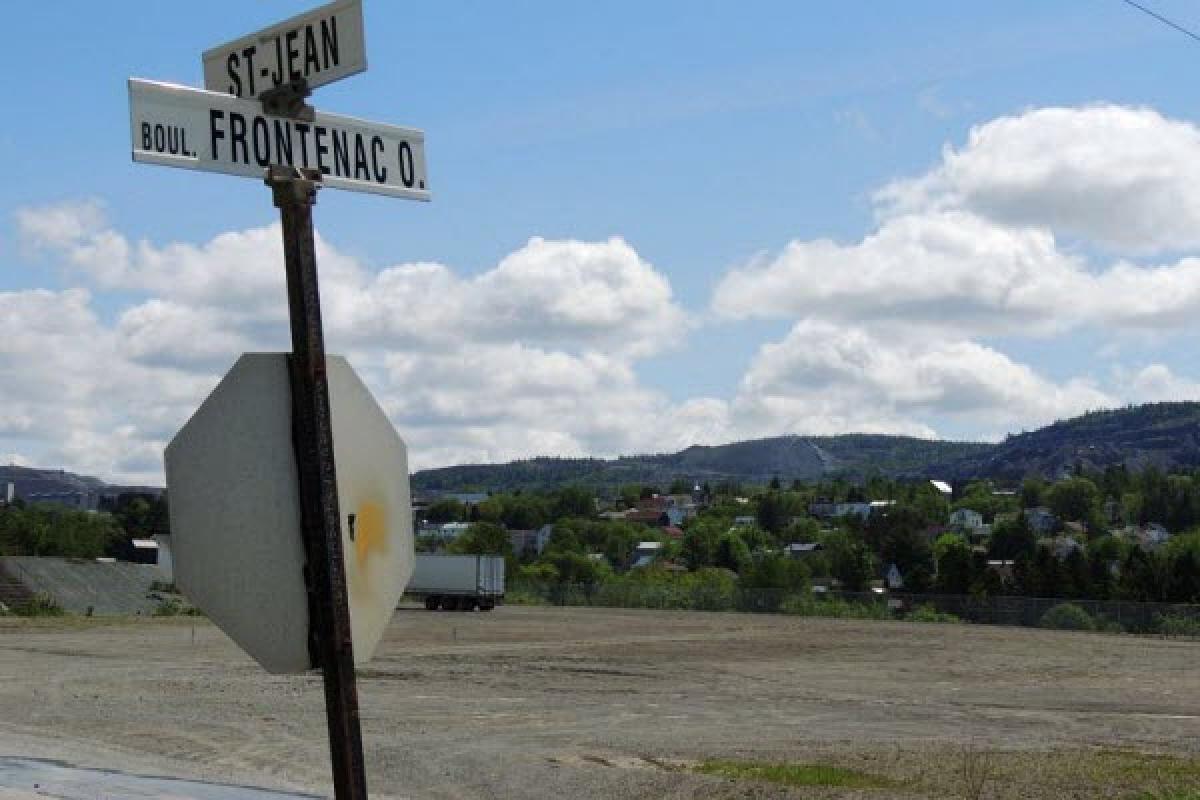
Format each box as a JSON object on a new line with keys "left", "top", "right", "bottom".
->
{"left": 6, "top": 402, "right": 1199, "bottom": 495}
{"left": 413, "top": 402, "right": 1200, "bottom": 492}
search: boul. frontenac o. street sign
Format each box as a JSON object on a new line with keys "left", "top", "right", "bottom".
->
{"left": 129, "top": 78, "right": 429, "bottom": 200}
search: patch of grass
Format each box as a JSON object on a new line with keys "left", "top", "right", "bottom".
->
{"left": 694, "top": 759, "right": 893, "bottom": 789}
{"left": 778, "top": 595, "right": 892, "bottom": 620}
{"left": 907, "top": 603, "right": 962, "bottom": 624}
{"left": 1139, "top": 792, "right": 1200, "bottom": 800}
{"left": 501, "top": 589, "right": 549, "bottom": 606}
{"left": 1040, "top": 602, "right": 1096, "bottom": 631}
{"left": 15, "top": 592, "right": 64, "bottom": 617}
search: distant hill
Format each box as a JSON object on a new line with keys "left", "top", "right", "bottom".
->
{"left": 413, "top": 402, "right": 1200, "bottom": 492}
{"left": 0, "top": 466, "right": 161, "bottom": 505}
{"left": 9, "top": 402, "right": 1199, "bottom": 498}
{"left": 412, "top": 435, "right": 991, "bottom": 492}
{"left": 934, "top": 402, "right": 1200, "bottom": 480}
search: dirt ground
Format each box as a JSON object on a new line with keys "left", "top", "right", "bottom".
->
{"left": 0, "top": 606, "right": 1198, "bottom": 799}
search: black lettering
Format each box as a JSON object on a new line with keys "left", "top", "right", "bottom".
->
{"left": 154, "top": 124, "right": 165, "bottom": 153}
{"left": 141, "top": 122, "right": 152, "bottom": 151}
{"left": 331, "top": 129, "right": 349, "bottom": 176}
{"left": 166, "top": 126, "right": 180, "bottom": 155}
{"left": 230, "top": 112, "right": 248, "bottom": 164}
{"left": 241, "top": 45, "right": 257, "bottom": 96}
{"left": 209, "top": 110, "right": 226, "bottom": 158}
{"left": 286, "top": 30, "right": 300, "bottom": 80}
{"left": 226, "top": 52, "right": 242, "bottom": 96}
{"left": 370, "top": 135, "right": 386, "bottom": 182}
{"left": 398, "top": 140, "right": 415, "bottom": 187}
{"left": 181, "top": 128, "right": 193, "bottom": 157}
{"left": 321, "top": 17, "right": 339, "bottom": 67}
{"left": 273, "top": 119, "right": 293, "bottom": 165}
{"left": 252, "top": 116, "right": 270, "bottom": 167}
{"left": 315, "top": 126, "right": 330, "bottom": 174}
{"left": 294, "top": 122, "right": 311, "bottom": 167}
{"left": 353, "top": 134, "right": 369, "bottom": 181}
{"left": 270, "top": 35, "right": 284, "bottom": 86}
{"left": 304, "top": 25, "right": 320, "bottom": 75}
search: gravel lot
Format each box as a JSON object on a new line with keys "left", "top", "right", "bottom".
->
{"left": 1, "top": 606, "right": 1198, "bottom": 799}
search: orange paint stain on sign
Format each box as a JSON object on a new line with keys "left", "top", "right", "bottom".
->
{"left": 353, "top": 500, "right": 388, "bottom": 569}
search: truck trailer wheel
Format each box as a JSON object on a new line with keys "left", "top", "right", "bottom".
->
{"left": 458, "top": 598, "right": 477, "bottom": 612}
{"left": 442, "top": 597, "right": 460, "bottom": 611}
{"left": 424, "top": 596, "right": 440, "bottom": 611}
{"left": 479, "top": 601, "right": 495, "bottom": 612}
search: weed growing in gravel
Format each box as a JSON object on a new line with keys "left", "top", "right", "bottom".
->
{"left": 694, "top": 760, "right": 892, "bottom": 789}
{"left": 15, "top": 592, "right": 64, "bottom": 617}
{"left": 908, "top": 604, "right": 962, "bottom": 624}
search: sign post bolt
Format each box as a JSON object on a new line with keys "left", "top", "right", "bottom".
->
{"left": 267, "top": 164, "right": 369, "bottom": 800}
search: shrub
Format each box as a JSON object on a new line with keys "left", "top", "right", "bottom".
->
{"left": 15, "top": 592, "right": 64, "bottom": 617}
{"left": 907, "top": 604, "right": 962, "bottom": 624}
{"left": 153, "top": 596, "right": 200, "bottom": 616}
{"left": 1157, "top": 614, "right": 1200, "bottom": 638}
{"left": 1040, "top": 602, "right": 1095, "bottom": 631}
{"left": 502, "top": 588, "right": 549, "bottom": 606}
{"left": 779, "top": 594, "right": 890, "bottom": 620}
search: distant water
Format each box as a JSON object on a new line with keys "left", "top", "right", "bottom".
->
{"left": 0, "top": 757, "right": 321, "bottom": 799}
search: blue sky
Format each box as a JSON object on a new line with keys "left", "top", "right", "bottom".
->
{"left": 4, "top": 1, "right": 1200, "bottom": 482}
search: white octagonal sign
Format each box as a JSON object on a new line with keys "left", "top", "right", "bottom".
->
{"left": 165, "top": 353, "right": 413, "bottom": 674}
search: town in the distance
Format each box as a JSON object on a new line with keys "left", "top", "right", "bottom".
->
{"left": 4, "top": 400, "right": 1199, "bottom": 630}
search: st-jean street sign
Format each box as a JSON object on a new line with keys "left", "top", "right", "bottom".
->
{"left": 128, "top": 78, "right": 429, "bottom": 201}
{"left": 203, "top": 0, "right": 366, "bottom": 100}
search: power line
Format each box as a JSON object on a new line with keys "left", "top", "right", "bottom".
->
{"left": 1120, "top": 0, "right": 1200, "bottom": 44}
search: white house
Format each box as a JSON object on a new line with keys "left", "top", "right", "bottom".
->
{"left": 631, "top": 541, "right": 664, "bottom": 569}
{"left": 420, "top": 522, "right": 470, "bottom": 542}
{"left": 1024, "top": 507, "right": 1058, "bottom": 534}
{"left": 949, "top": 508, "right": 984, "bottom": 530}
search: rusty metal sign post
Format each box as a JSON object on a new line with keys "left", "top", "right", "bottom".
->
{"left": 268, "top": 163, "right": 369, "bottom": 800}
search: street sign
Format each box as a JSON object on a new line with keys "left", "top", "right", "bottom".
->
{"left": 165, "top": 353, "right": 414, "bottom": 675}
{"left": 203, "top": 0, "right": 366, "bottom": 100}
{"left": 129, "top": 78, "right": 430, "bottom": 200}
{"left": 138, "top": 4, "right": 426, "bottom": 790}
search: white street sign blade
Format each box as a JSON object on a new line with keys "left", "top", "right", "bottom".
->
{"left": 129, "top": 78, "right": 430, "bottom": 201}
{"left": 203, "top": 0, "right": 366, "bottom": 99}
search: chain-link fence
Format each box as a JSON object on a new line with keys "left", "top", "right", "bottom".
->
{"left": 506, "top": 581, "right": 1200, "bottom": 637}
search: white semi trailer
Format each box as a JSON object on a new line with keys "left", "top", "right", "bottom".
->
{"left": 407, "top": 554, "right": 505, "bottom": 611}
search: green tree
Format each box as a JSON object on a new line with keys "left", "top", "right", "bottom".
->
{"left": 424, "top": 497, "right": 466, "bottom": 524}
{"left": 755, "top": 492, "right": 789, "bottom": 535}
{"left": 553, "top": 486, "right": 595, "bottom": 520}
{"left": 681, "top": 519, "right": 722, "bottom": 570}
{"left": 1047, "top": 478, "right": 1101, "bottom": 523}
{"left": 715, "top": 531, "right": 752, "bottom": 572}
{"left": 933, "top": 534, "right": 972, "bottom": 594}
{"left": 823, "top": 532, "right": 874, "bottom": 591}
{"left": 988, "top": 514, "right": 1037, "bottom": 560}
{"left": 448, "top": 521, "right": 512, "bottom": 557}
{"left": 667, "top": 478, "right": 692, "bottom": 495}
{"left": 1021, "top": 477, "right": 1046, "bottom": 509}
{"left": 740, "top": 553, "right": 811, "bottom": 593}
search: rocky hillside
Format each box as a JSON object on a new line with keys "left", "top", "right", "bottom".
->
{"left": 935, "top": 402, "right": 1200, "bottom": 480}
{"left": 413, "top": 403, "right": 1200, "bottom": 491}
